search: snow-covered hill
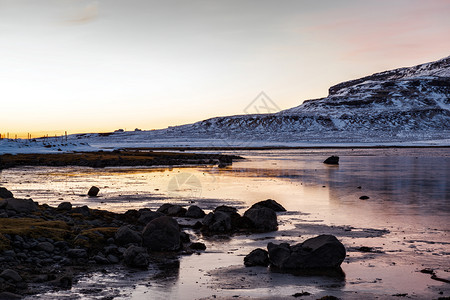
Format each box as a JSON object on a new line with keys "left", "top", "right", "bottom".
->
{"left": 71, "top": 56, "right": 450, "bottom": 148}
{"left": 3, "top": 56, "right": 448, "bottom": 153}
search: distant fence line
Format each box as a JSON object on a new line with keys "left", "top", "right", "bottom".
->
{"left": 0, "top": 131, "right": 68, "bottom": 142}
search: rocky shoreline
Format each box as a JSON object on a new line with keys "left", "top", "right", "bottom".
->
{"left": 0, "top": 187, "right": 347, "bottom": 298}
{"left": 0, "top": 150, "right": 243, "bottom": 170}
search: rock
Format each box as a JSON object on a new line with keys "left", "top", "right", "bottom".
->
{"left": 249, "top": 199, "right": 286, "bottom": 212}
{"left": 167, "top": 205, "right": 187, "bottom": 217}
{"left": 57, "top": 201, "right": 72, "bottom": 211}
{"left": 0, "top": 187, "right": 13, "bottom": 199}
{"left": 37, "top": 241, "right": 55, "bottom": 253}
{"left": 323, "top": 156, "right": 339, "bottom": 165}
{"left": 267, "top": 235, "right": 346, "bottom": 270}
{"left": 115, "top": 226, "right": 142, "bottom": 246}
{"left": 202, "top": 211, "right": 232, "bottom": 233}
{"left": 142, "top": 216, "right": 181, "bottom": 251}
{"left": 2, "top": 198, "right": 38, "bottom": 213}
{"left": 0, "top": 292, "right": 22, "bottom": 299}
{"left": 72, "top": 205, "right": 90, "bottom": 216}
{"left": 244, "top": 207, "right": 278, "bottom": 232}
{"left": 0, "top": 269, "right": 22, "bottom": 282}
{"left": 88, "top": 186, "right": 100, "bottom": 197}
{"left": 214, "top": 205, "right": 237, "bottom": 214}
{"left": 185, "top": 205, "right": 206, "bottom": 218}
{"left": 67, "top": 248, "right": 88, "bottom": 258}
{"left": 156, "top": 203, "right": 173, "bottom": 214}
{"left": 138, "top": 211, "right": 164, "bottom": 224}
{"left": 359, "top": 195, "right": 370, "bottom": 200}
{"left": 107, "top": 254, "right": 119, "bottom": 264}
{"left": 189, "top": 242, "right": 206, "bottom": 250}
{"left": 59, "top": 276, "right": 73, "bottom": 289}
{"left": 93, "top": 255, "right": 109, "bottom": 264}
{"left": 180, "top": 232, "right": 190, "bottom": 243}
{"left": 244, "top": 248, "right": 269, "bottom": 267}
{"left": 123, "top": 245, "right": 149, "bottom": 268}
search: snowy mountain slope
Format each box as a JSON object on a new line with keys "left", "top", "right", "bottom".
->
{"left": 69, "top": 56, "right": 450, "bottom": 147}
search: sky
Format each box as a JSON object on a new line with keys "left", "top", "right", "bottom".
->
{"left": 1, "top": 0, "right": 449, "bottom": 138}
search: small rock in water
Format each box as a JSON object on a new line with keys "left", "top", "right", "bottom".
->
{"left": 189, "top": 242, "right": 207, "bottom": 251}
{"left": 249, "top": 199, "right": 286, "bottom": 212}
{"left": 292, "top": 291, "right": 311, "bottom": 297}
{"left": 87, "top": 186, "right": 100, "bottom": 197}
{"left": 359, "top": 195, "right": 370, "bottom": 200}
{"left": 323, "top": 156, "right": 339, "bottom": 165}
{"left": 185, "top": 205, "right": 206, "bottom": 218}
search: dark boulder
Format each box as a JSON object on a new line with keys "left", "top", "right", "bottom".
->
{"left": 142, "top": 216, "right": 181, "bottom": 251}
{"left": 244, "top": 248, "right": 269, "bottom": 267}
{"left": 87, "top": 186, "right": 100, "bottom": 197}
{"left": 72, "top": 205, "right": 90, "bottom": 216}
{"left": 359, "top": 195, "right": 370, "bottom": 200}
{"left": 123, "top": 245, "right": 149, "bottom": 269}
{"left": 244, "top": 207, "right": 278, "bottom": 232}
{"left": 1, "top": 198, "right": 38, "bottom": 213}
{"left": 57, "top": 201, "right": 72, "bottom": 211}
{"left": 157, "top": 203, "right": 186, "bottom": 217}
{"left": 202, "top": 211, "right": 232, "bottom": 233}
{"left": 0, "top": 187, "right": 13, "bottom": 199}
{"left": 138, "top": 211, "right": 164, "bottom": 225}
{"left": 214, "top": 205, "right": 237, "bottom": 214}
{"left": 185, "top": 205, "right": 206, "bottom": 218}
{"left": 250, "top": 199, "right": 286, "bottom": 212}
{"left": 189, "top": 242, "right": 206, "bottom": 250}
{"left": 115, "top": 225, "right": 142, "bottom": 246}
{"left": 323, "top": 156, "right": 339, "bottom": 165}
{"left": 267, "top": 235, "right": 346, "bottom": 270}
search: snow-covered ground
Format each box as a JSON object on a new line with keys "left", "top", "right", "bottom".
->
{"left": 1, "top": 56, "right": 449, "bottom": 155}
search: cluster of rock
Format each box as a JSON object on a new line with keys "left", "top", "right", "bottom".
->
{"left": 0, "top": 187, "right": 286, "bottom": 297}
{"left": 244, "top": 235, "right": 346, "bottom": 271}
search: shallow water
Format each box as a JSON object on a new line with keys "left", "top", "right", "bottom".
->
{"left": 2, "top": 148, "right": 450, "bottom": 299}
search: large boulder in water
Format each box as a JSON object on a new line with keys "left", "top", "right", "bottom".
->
{"left": 267, "top": 235, "right": 346, "bottom": 269}
{"left": 244, "top": 248, "right": 269, "bottom": 267}
{"left": 249, "top": 199, "right": 286, "bottom": 212}
{"left": 142, "top": 216, "right": 181, "bottom": 251}
{"left": 202, "top": 211, "right": 232, "bottom": 233}
{"left": 244, "top": 207, "right": 278, "bottom": 232}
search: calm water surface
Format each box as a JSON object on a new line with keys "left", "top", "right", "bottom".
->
{"left": 1, "top": 148, "right": 449, "bottom": 299}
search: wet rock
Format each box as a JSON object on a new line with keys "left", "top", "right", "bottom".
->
{"left": 167, "top": 205, "right": 187, "bottom": 217}
{"left": 214, "top": 205, "right": 237, "bottom": 214}
{"left": 0, "top": 292, "right": 22, "bottom": 299}
{"left": 1, "top": 198, "right": 38, "bottom": 213}
{"left": 57, "top": 202, "right": 72, "bottom": 211}
{"left": 138, "top": 211, "right": 164, "bottom": 224}
{"left": 323, "top": 156, "right": 339, "bottom": 165}
{"left": 0, "top": 187, "right": 13, "bottom": 199}
{"left": 107, "top": 254, "right": 119, "bottom": 264}
{"left": 67, "top": 248, "right": 88, "bottom": 258}
{"left": 156, "top": 203, "right": 173, "bottom": 214}
{"left": 244, "top": 248, "right": 269, "bottom": 267}
{"left": 244, "top": 207, "right": 278, "bottom": 232}
{"left": 202, "top": 211, "right": 232, "bottom": 233}
{"left": 268, "top": 235, "right": 346, "bottom": 269}
{"left": 185, "top": 205, "right": 206, "bottom": 218}
{"left": 249, "top": 199, "right": 286, "bottom": 212}
{"left": 87, "top": 186, "right": 100, "bottom": 197}
{"left": 123, "top": 245, "right": 149, "bottom": 268}
{"left": 359, "top": 195, "right": 370, "bottom": 200}
{"left": 180, "top": 232, "right": 190, "bottom": 243}
{"left": 142, "top": 216, "right": 181, "bottom": 251}
{"left": 0, "top": 269, "right": 22, "bottom": 282}
{"left": 72, "top": 205, "right": 90, "bottom": 216}
{"left": 58, "top": 276, "right": 72, "bottom": 289}
{"left": 189, "top": 242, "right": 206, "bottom": 251}
{"left": 93, "top": 254, "right": 109, "bottom": 264}
{"left": 292, "top": 291, "right": 311, "bottom": 297}
{"left": 37, "top": 241, "right": 54, "bottom": 253}
{"left": 115, "top": 226, "right": 142, "bottom": 246}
